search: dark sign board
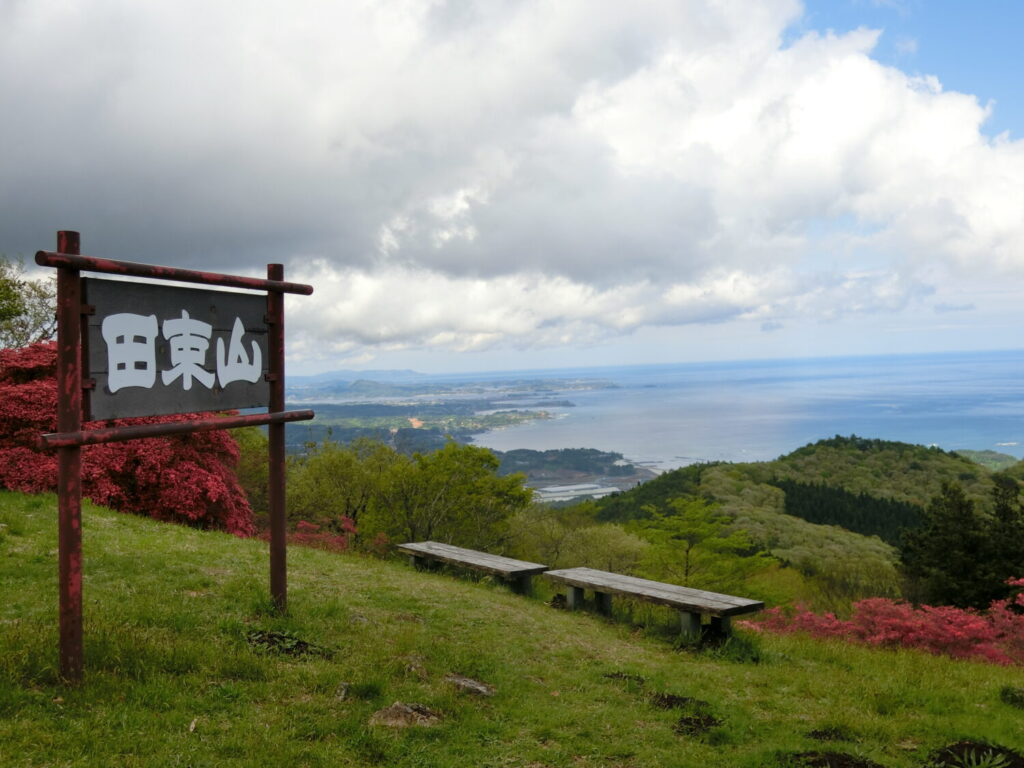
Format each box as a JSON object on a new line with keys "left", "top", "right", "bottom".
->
{"left": 84, "top": 278, "right": 269, "bottom": 420}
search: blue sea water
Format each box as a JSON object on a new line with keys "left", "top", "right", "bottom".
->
{"left": 470, "top": 350, "right": 1024, "bottom": 471}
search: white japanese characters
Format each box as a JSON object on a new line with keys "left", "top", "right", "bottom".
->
{"left": 217, "top": 317, "right": 263, "bottom": 386}
{"left": 101, "top": 313, "right": 159, "bottom": 393}
{"left": 161, "top": 310, "right": 216, "bottom": 391}
{"left": 100, "top": 310, "right": 262, "bottom": 392}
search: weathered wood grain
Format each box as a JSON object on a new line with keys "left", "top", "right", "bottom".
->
{"left": 397, "top": 541, "right": 549, "bottom": 579}
{"left": 543, "top": 567, "right": 764, "bottom": 617}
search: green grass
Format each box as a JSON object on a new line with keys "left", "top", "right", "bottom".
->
{"left": 1, "top": 490, "right": 1023, "bottom": 767}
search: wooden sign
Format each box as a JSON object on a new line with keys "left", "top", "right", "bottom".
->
{"left": 36, "top": 233, "right": 315, "bottom": 683}
{"left": 84, "top": 278, "right": 269, "bottom": 419}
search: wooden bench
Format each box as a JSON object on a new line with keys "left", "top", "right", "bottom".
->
{"left": 397, "top": 541, "right": 548, "bottom": 594}
{"left": 544, "top": 567, "right": 764, "bottom": 636}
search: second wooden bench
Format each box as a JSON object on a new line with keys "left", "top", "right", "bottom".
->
{"left": 397, "top": 541, "right": 548, "bottom": 594}
{"left": 544, "top": 566, "right": 764, "bottom": 636}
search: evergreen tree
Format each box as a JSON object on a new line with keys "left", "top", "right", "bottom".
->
{"left": 900, "top": 480, "right": 1023, "bottom": 608}
{"left": 990, "top": 472, "right": 1024, "bottom": 587}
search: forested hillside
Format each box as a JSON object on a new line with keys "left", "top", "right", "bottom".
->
{"left": 586, "top": 436, "right": 1023, "bottom": 607}
{"left": 768, "top": 435, "right": 993, "bottom": 507}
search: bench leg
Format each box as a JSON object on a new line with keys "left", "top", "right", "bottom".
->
{"left": 409, "top": 555, "right": 430, "bottom": 571}
{"left": 595, "top": 591, "right": 612, "bottom": 616}
{"left": 679, "top": 611, "right": 701, "bottom": 638}
{"left": 710, "top": 615, "right": 731, "bottom": 636}
{"left": 566, "top": 586, "right": 585, "bottom": 610}
{"left": 510, "top": 575, "right": 531, "bottom": 595}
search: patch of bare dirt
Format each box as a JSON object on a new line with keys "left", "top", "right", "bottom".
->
{"left": 673, "top": 712, "right": 722, "bottom": 736}
{"left": 369, "top": 701, "right": 442, "bottom": 728}
{"left": 808, "top": 726, "right": 855, "bottom": 742}
{"left": 649, "top": 692, "right": 709, "bottom": 711}
{"left": 1001, "top": 686, "right": 1024, "bottom": 710}
{"left": 602, "top": 671, "right": 646, "bottom": 684}
{"left": 788, "top": 752, "right": 884, "bottom": 768}
{"left": 244, "top": 630, "right": 332, "bottom": 659}
{"left": 925, "top": 741, "right": 1024, "bottom": 768}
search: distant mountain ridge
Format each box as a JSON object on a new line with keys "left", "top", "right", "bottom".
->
{"left": 289, "top": 368, "right": 424, "bottom": 384}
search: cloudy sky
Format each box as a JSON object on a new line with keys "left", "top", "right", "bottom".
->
{"left": 2, "top": 0, "right": 1022, "bottom": 374}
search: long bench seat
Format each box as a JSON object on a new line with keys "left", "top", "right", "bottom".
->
{"left": 397, "top": 541, "right": 548, "bottom": 594}
{"left": 544, "top": 566, "right": 764, "bottom": 635}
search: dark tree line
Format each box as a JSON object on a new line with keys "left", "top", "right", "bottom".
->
{"left": 770, "top": 478, "right": 922, "bottom": 545}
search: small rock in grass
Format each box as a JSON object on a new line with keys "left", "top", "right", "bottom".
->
{"left": 401, "top": 654, "right": 428, "bottom": 679}
{"left": 369, "top": 701, "right": 442, "bottom": 728}
{"left": 444, "top": 674, "right": 495, "bottom": 697}
{"left": 335, "top": 682, "right": 351, "bottom": 701}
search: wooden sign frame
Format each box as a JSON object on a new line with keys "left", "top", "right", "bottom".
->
{"left": 36, "top": 231, "right": 315, "bottom": 682}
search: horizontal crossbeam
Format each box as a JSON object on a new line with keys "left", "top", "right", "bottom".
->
{"left": 39, "top": 409, "right": 314, "bottom": 448}
{"left": 35, "top": 252, "right": 314, "bottom": 295}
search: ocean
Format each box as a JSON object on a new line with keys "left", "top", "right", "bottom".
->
{"left": 470, "top": 350, "right": 1024, "bottom": 471}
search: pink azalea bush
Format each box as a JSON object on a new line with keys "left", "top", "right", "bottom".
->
{"left": 287, "top": 517, "right": 357, "bottom": 552}
{"left": 742, "top": 578, "right": 1024, "bottom": 665}
{"left": 0, "top": 342, "right": 255, "bottom": 536}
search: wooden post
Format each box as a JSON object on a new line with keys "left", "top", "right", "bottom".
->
{"left": 680, "top": 611, "right": 701, "bottom": 638}
{"left": 56, "top": 230, "right": 83, "bottom": 683}
{"left": 710, "top": 615, "right": 731, "bottom": 636}
{"left": 267, "top": 264, "right": 287, "bottom": 612}
{"left": 595, "top": 591, "right": 612, "bottom": 615}
{"left": 566, "top": 586, "right": 585, "bottom": 610}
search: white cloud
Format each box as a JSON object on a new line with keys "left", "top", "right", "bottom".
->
{"left": 1, "top": 0, "right": 1021, "bottom": 364}
{"left": 285, "top": 259, "right": 931, "bottom": 361}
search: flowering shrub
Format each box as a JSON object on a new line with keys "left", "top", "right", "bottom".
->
{"left": 743, "top": 578, "right": 1024, "bottom": 665}
{"left": 0, "top": 342, "right": 254, "bottom": 536}
{"left": 289, "top": 517, "right": 357, "bottom": 552}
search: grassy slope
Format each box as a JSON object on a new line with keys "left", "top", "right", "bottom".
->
{"left": 2, "top": 492, "right": 1023, "bottom": 768}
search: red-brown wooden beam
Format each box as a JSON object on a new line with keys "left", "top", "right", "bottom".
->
{"left": 39, "top": 409, "right": 314, "bottom": 449}
{"left": 35, "top": 252, "right": 313, "bottom": 295}
{"left": 267, "top": 264, "right": 288, "bottom": 612}
{"left": 55, "top": 230, "right": 83, "bottom": 683}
